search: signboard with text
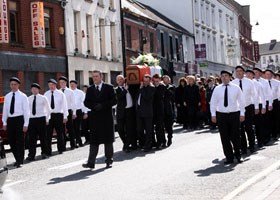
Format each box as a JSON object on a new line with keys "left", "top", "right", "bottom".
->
{"left": 253, "top": 41, "right": 260, "bottom": 63}
{"left": 195, "top": 44, "right": 207, "bottom": 62}
{"left": 31, "top": 2, "right": 45, "bottom": 48}
{"left": 226, "top": 45, "right": 236, "bottom": 57}
{"left": 0, "top": 0, "right": 9, "bottom": 43}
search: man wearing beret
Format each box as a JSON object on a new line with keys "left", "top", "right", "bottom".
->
{"left": 44, "top": 79, "right": 68, "bottom": 155}
{"left": 210, "top": 71, "right": 245, "bottom": 165}
{"left": 26, "top": 83, "right": 51, "bottom": 161}
{"left": 2, "top": 77, "right": 30, "bottom": 168}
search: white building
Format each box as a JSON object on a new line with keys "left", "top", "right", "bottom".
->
{"left": 259, "top": 40, "right": 280, "bottom": 71}
{"left": 64, "top": 0, "right": 123, "bottom": 86}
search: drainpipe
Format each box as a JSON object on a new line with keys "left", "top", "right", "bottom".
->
{"left": 119, "top": 0, "right": 127, "bottom": 76}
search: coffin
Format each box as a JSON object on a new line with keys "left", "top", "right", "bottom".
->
{"left": 126, "top": 65, "right": 151, "bottom": 85}
{"left": 150, "top": 66, "right": 163, "bottom": 78}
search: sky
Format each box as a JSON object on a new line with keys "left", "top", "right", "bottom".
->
{"left": 235, "top": 0, "right": 280, "bottom": 44}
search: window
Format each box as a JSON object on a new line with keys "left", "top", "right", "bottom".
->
{"left": 219, "top": 11, "right": 223, "bottom": 32}
{"left": 74, "top": 11, "right": 78, "bottom": 51}
{"left": 276, "top": 55, "right": 279, "bottom": 62}
{"left": 269, "top": 56, "right": 272, "bottom": 62}
{"left": 44, "top": 8, "right": 52, "bottom": 47}
{"left": 175, "top": 38, "right": 180, "bottom": 61}
{"left": 150, "top": 33, "right": 154, "bottom": 53}
{"left": 212, "top": 8, "right": 215, "bottom": 28}
{"left": 226, "top": 15, "right": 229, "bottom": 35}
{"left": 169, "top": 36, "right": 174, "bottom": 60}
{"left": 9, "top": 1, "right": 19, "bottom": 43}
{"left": 99, "top": 19, "right": 106, "bottom": 57}
{"left": 126, "top": 25, "right": 131, "bottom": 48}
{"left": 221, "top": 40, "right": 225, "bottom": 63}
{"left": 98, "top": 0, "right": 104, "bottom": 6}
{"left": 213, "top": 37, "right": 217, "bottom": 61}
{"left": 110, "top": 22, "right": 116, "bottom": 58}
{"left": 263, "top": 57, "right": 266, "bottom": 64}
{"left": 201, "top": 2, "right": 205, "bottom": 23}
{"left": 86, "top": 15, "right": 90, "bottom": 53}
{"left": 75, "top": 71, "right": 82, "bottom": 87}
{"left": 109, "top": 0, "right": 114, "bottom": 9}
{"left": 161, "top": 32, "right": 165, "bottom": 57}
{"left": 206, "top": 5, "right": 210, "bottom": 26}
{"left": 139, "top": 29, "right": 144, "bottom": 52}
{"left": 207, "top": 35, "right": 211, "bottom": 61}
{"left": 194, "top": 0, "right": 199, "bottom": 20}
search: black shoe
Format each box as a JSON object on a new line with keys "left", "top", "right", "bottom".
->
{"left": 25, "top": 157, "right": 35, "bottom": 162}
{"left": 237, "top": 158, "right": 244, "bottom": 163}
{"left": 224, "top": 160, "right": 234, "bottom": 165}
{"left": 167, "top": 139, "right": 172, "bottom": 147}
{"left": 241, "top": 150, "right": 247, "bottom": 155}
{"left": 250, "top": 148, "right": 255, "bottom": 153}
{"left": 161, "top": 143, "right": 167, "bottom": 148}
{"left": 70, "top": 146, "right": 76, "bottom": 150}
{"left": 106, "top": 163, "right": 112, "bottom": 169}
{"left": 84, "top": 141, "right": 90, "bottom": 145}
{"left": 82, "top": 163, "right": 95, "bottom": 169}
{"left": 143, "top": 147, "right": 151, "bottom": 152}
{"left": 13, "top": 162, "right": 18, "bottom": 167}
{"left": 79, "top": 143, "right": 84, "bottom": 147}
{"left": 58, "top": 151, "right": 63, "bottom": 154}
{"left": 16, "top": 164, "right": 23, "bottom": 168}
{"left": 41, "top": 154, "right": 49, "bottom": 159}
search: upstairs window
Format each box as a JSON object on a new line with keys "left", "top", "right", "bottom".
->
{"left": 9, "top": 1, "right": 19, "bottom": 43}
{"left": 44, "top": 8, "right": 52, "bottom": 47}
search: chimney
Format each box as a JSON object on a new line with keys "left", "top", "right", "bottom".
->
{"left": 271, "top": 39, "right": 277, "bottom": 43}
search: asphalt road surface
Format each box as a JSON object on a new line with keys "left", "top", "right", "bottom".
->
{"left": 1, "top": 125, "right": 280, "bottom": 200}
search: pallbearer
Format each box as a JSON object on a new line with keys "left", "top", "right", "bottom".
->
{"left": 70, "top": 80, "right": 85, "bottom": 147}
{"left": 26, "top": 83, "right": 51, "bottom": 161}
{"left": 2, "top": 77, "right": 30, "bottom": 168}
{"left": 59, "top": 76, "right": 77, "bottom": 149}
{"left": 232, "top": 65, "right": 258, "bottom": 154}
{"left": 44, "top": 79, "right": 68, "bottom": 156}
{"left": 211, "top": 71, "right": 245, "bottom": 165}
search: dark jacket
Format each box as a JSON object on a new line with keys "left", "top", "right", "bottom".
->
{"left": 115, "top": 86, "right": 127, "bottom": 120}
{"left": 183, "top": 84, "right": 201, "bottom": 106}
{"left": 205, "top": 85, "right": 216, "bottom": 104}
{"left": 84, "top": 83, "right": 117, "bottom": 144}
{"left": 136, "top": 85, "right": 155, "bottom": 118}
{"left": 175, "top": 85, "right": 185, "bottom": 106}
{"left": 153, "top": 84, "right": 166, "bottom": 117}
{"left": 164, "top": 84, "right": 175, "bottom": 116}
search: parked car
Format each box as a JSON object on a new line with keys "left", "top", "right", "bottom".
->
{"left": 0, "top": 136, "right": 8, "bottom": 193}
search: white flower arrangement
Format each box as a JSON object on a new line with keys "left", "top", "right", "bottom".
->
{"left": 131, "top": 53, "right": 160, "bottom": 66}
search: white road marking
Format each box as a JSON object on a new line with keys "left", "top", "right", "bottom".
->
{"left": 3, "top": 180, "right": 26, "bottom": 188}
{"left": 223, "top": 160, "right": 280, "bottom": 200}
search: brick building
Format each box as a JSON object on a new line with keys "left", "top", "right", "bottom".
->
{"left": 0, "top": 0, "right": 66, "bottom": 96}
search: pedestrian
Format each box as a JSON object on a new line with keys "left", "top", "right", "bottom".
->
{"left": 26, "top": 83, "right": 51, "bottom": 161}
{"left": 197, "top": 81, "right": 207, "bottom": 128}
{"left": 136, "top": 74, "right": 155, "bottom": 152}
{"left": 163, "top": 75, "right": 175, "bottom": 146}
{"left": 70, "top": 80, "right": 86, "bottom": 147}
{"left": 232, "top": 65, "right": 258, "bottom": 154}
{"left": 2, "top": 77, "right": 30, "bottom": 168}
{"left": 81, "top": 85, "right": 91, "bottom": 145}
{"left": 206, "top": 77, "right": 217, "bottom": 129}
{"left": 59, "top": 76, "right": 77, "bottom": 150}
{"left": 83, "top": 70, "right": 117, "bottom": 169}
{"left": 44, "top": 79, "right": 68, "bottom": 156}
{"left": 183, "top": 76, "right": 201, "bottom": 130}
{"left": 175, "top": 78, "right": 187, "bottom": 126}
{"left": 210, "top": 70, "right": 245, "bottom": 165}
{"left": 115, "top": 75, "right": 136, "bottom": 152}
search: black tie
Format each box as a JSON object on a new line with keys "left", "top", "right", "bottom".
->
{"left": 10, "top": 92, "right": 15, "bottom": 114}
{"left": 96, "top": 86, "right": 100, "bottom": 92}
{"left": 224, "top": 85, "right": 228, "bottom": 107}
{"left": 269, "top": 80, "right": 272, "bottom": 89}
{"left": 239, "top": 80, "right": 243, "bottom": 91}
{"left": 32, "top": 96, "right": 36, "bottom": 115}
{"left": 51, "top": 91, "right": 55, "bottom": 109}
{"left": 62, "top": 89, "right": 65, "bottom": 93}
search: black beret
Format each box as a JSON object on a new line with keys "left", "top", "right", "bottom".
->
{"left": 265, "top": 68, "right": 275, "bottom": 75}
{"left": 31, "top": 83, "right": 41, "bottom": 89}
{"left": 10, "top": 77, "right": 21, "bottom": 84}
{"left": 70, "top": 80, "right": 78, "bottom": 84}
{"left": 253, "top": 67, "right": 263, "bottom": 73}
{"left": 59, "top": 76, "right": 68, "bottom": 82}
{"left": 221, "top": 70, "right": 232, "bottom": 76}
{"left": 245, "top": 69, "right": 255, "bottom": 75}
{"left": 235, "top": 65, "right": 245, "bottom": 71}
{"left": 48, "top": 79, "right": 57, "bottom": 84}
{"left": 83, "top": 85, "right": 89, "bottom": 88}
{"left": 276, "top": 73, "right": 280, "bottom": 77}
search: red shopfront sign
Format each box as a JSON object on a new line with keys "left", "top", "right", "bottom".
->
{"left": 0, "top": 0, "right": 9, "bottom": 43}
{"left": 253, "top": 41, "right": 260, "bottom": 63}
{"left": 31, "top": 2, "right": 45, "bottom": 48}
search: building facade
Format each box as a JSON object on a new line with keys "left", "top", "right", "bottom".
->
{"left": 259, "top": 40, "right": 280, "bottom": 71}
{"left": 64, "top": 0, "right": 123, "bottom": 87}
{"left": 0, "top": 0, "right": 66, "bottom": 95}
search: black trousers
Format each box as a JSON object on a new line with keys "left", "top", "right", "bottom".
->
{"left": 153, "top": 115, "right": 166, "bottom": 146}
{"left": 28, "top": 117, "right": 47, "bottom": 158}
{"left": 254, "top": 104, "right": 265, "bottom": 146}
{"left": 117, "top": 107, "right": 136, "bottom": 149}
{"left": 87, "top": 143, "right": 114, "bottom": 166}
{"left": 263, "top": 101, "right": 272, "bottom": 143}
{"left": 216, "top": 111, "right": 241, "bottom": 161}
{"left": 63, "top": 109, "right": 75, "bottom": 147}
{"left": 82, "top": 112, "right": 91, "bottom": 142}
{"left": 7, "top": 116, "right": 25, "bottom": 164}
{"left": 187, "top": 105, "right": 198, "bottom": 129}
{"left": 46, "top": 113, "right": 65, "bottom": 155}
{"left": 137, "top": 115, "right": 153, "bottom": 149}
{"left": 206, "top": 103, "right": 216, "bottom": 128}
{"left": 270, "top": 99, "right": 280, "bottom": 138}
{"left": 240, "top": 104, "right": 255, "bottom": 152}
{"left": 164, "top": 114, "right": 174, "bottom": 140}
{"left": 73, "top": 109, "right": 83, "bottom": 145}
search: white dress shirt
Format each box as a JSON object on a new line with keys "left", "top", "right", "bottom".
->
{"left": 2, "top": 90, "right": 30, "bottom": 127}
{"left": 252, "top": 79, "right": 266, "bottom": 108}
{"left": 95, "top": 82, "right": 103, "bottom": 91}
{"left": 255, "top": 78, "right": 273, "bottom": 106}
{"left": 210, "top": 82, "right": 245, "bottom": 117}
{"left": 28, "top": 94, "right": 51, "bottom": 122}
{"left": 82, "top": 91, "right": 90, "bottom": 114}
{"left": 44, "top": 89, "right": 68, "bottom": 119}
{"left": 267, "top": 78, "right": 280, "bottom": 101}
{"left": 232, "top": 77, "right": 258, "bottom": 109}
{"left": 60, "top": 87, "right": 76, "bottom": 115}
{"left": 119, "top": 85, "right": 133, "bottom": 109}
{"left": 72, "top": 88, "right": 85, "bottom": 110}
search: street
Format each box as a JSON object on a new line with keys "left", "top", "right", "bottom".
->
{"left": 1, "top": 125, "right": 280, "bottom": 200}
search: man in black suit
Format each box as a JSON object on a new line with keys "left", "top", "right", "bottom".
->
{"left": 115, "top": 75, "right": 136, "bottom": 152}
{"left": 83, "top": 70, "right": 117, "bottom": 169}
{"left": 136, "top": 74, "right": 155, "bottom": 152}
{"left": 163, "top": 75, "right": 175, "bottom": 146}
{"left": 152, "top": 74, "right": 167, "bottom": 148}
{"left": 206, "top": 77, "right": 217, "bottom": 129}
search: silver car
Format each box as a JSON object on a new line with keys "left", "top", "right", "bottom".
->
{"left": 0, "top": 136, "right": 7, "bottom": 193}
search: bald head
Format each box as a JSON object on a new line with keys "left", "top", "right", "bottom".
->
{"left": 116, "top": 75, "right": 125, "bottom": 86}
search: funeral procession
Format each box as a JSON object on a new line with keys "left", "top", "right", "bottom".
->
{"left": 1, "top": 0, "right": 280, "bottom": 199}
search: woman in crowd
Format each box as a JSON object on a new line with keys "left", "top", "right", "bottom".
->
{"left": 175, "top": 78, "right": 188, "bottom": 127}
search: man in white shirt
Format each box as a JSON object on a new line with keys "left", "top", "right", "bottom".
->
{"left": 44, "top": 79, "right": 68, "bottom": 156}
{"left": 59, "top": 76, "right": 77, "bottom": 150}
{"left": 232, "top": 65, "right": 258, "bottom": 154}
{"left": 26, "top": 83, "right": 51, "bottom": 161}
{"left": 70, "top": 80, "right": 86, "bottom": 147}
{"left": 81, "top": 85, "right": 90, "bottom": 145}
{"left": 211, "top": 70, "right": 245, "bottom": 165}
{"left": 2, "top": 77, "right": 30, "bottom": 168}
{"left": 265, "top": 69, "right": 280, "bottom": 141}
{"left": 246, "top": 69, "right": 266, "bottom": 148}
